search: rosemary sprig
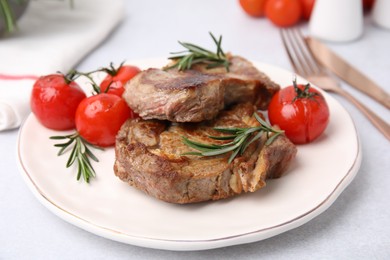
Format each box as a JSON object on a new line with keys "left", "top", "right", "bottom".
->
{"left": 66, "top": 69, "right": 102, "bottom": 95}
{"left": 166, "top": 32, "right": 231, "bottom": 72}
{"left": 182, "top": 113, "right": 283, "bottom": 164}
{"left": 99, "top": 61, "right": 124, "bottom": 77}
{"left": 50, "top": 132, "right": 100, "bottom": 183}
{"left": 66, "top": 61, "right": 126, "bottom": 95}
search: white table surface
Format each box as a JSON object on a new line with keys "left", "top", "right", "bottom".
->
{"left": 1, "top": 0, "right": 390, "bottom": 259}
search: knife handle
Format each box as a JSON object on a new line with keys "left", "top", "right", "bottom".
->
{"left": 334, "top": 87, "right": 390, "bottom": 141}
{"left": 366, "top": 81, "right": 390, "bottom": 110}
{"left": 306, "top": 37, "right": 390, "bottom": 110}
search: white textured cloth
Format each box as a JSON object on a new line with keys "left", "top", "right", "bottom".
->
{"left": 0, "top": 0, "right": 125, "bottom": 131}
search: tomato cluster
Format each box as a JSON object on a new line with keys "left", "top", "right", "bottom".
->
{"left": 239, "top": 0, "right": 375, "bottom": 27}
{"left": 30, "top": 64, "right": 140, "bottom": 147}
{"left": 239, "top": 0, "right": 313, "bottom": 27}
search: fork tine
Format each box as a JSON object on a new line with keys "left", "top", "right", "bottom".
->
{"left": 280, "top": 29, "right": 303, "bottom": 76}
{"left": 280, "top": 27, "right": 325, "bottom": 77}
{"left": 293, "top": 28, "right": 323, "bottom": 75}
{"left": 285, "top": 29, "right": 312, "bottom": 76}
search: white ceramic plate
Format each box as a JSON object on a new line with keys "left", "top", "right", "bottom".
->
{"left": 17, "top": 59, "right": 361, "bottom": 251}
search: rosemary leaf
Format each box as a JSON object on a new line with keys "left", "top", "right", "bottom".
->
{"left": 266, "top": 132, "right": 282, "bottom": 146}
{"left": 180, "top": 42, "right": 211, "bottom": 56}
{"left": 238, "top": 134, "right": 252, "bottom": 155}
{"left": 254, "top": 113, "right": 270, "bottom": 128}
{"left": 229, "top": 147, "right": 241, "bottom": 164}
{"left": 241, "top": 130, "right": 264, "bottom": 154}
{"left": 181, "top": 151, "right": 203, "bottom": 156}
{"left": 210, "top": 33, "right": 221, "bottom": 54}
{"left": 213, "top": 127, "right": 245, "bottom": 133}
{"left": 61, "top": 140, "right": 76, "bottom": 156}
{"left": 85, "top": 146, "right": 99, "bottom": 162}
{"left": 208, "top": 135, "right": 237, "bottom": 140}
{"left": 77, "top": 161, "right": 82, "bottom": 181}
{"left": 201, "top": 138, "right": 243, "bottom": 156}
{"left": 51, "top": 132, "right": 100, "bottom": 183}
{"left": 182, "top": 137, "right": 216, "bottom": 152}
{"left": 78, "top": 156, "right": 86, "bottom": 181}
{"left": 82, "top": 155, "right": 95, "bottom": 180}
{"left": 66, "top": 143, "right": 78, "bottom": 168}
{"left": 78, "top": 139, "right": 86, "bottom": 154}
{"left": 243, "top": 127, "right": 262, "bottom": 136}
{"left": 200, "top": 145, "right": 237, "bottom": 156}
{"left": 50, "top": 135, "right": 71, "bottom": 140}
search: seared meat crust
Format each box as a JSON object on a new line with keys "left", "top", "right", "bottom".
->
{"left": 114, "top": 103, "right": 297, "bottom": 204}
{"left": 123, "top": 56, "right": 280, "bottom": 122}
{"left": 122, "top": 68, "right": 224, "bottom": 122}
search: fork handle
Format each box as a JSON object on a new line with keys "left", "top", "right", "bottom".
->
{"left": 333, "top": 88, "right": 390, "bottom": 141}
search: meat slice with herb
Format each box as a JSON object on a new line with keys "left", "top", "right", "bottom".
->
{"left": 123, "top": 55, "right": 280, "bottom": 122}
{"left": 123, "top": 33, "right": 280, "bottom": 122}
{"left": 114, "top": 103, "right": 297, "bottom": 204}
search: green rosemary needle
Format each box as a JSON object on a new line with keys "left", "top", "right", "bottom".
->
{"left": 166, "top": 32, "right": 231, "bottom": 72}
{"left": 50, "top": 132, "right": 100, "bottom": 183}
{"left": 182, "top": 113, "right": 283, "bottom": 164}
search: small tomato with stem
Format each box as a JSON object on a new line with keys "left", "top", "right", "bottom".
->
{"left": 100, "top": 63, "right": 141, "bottom": 97}
{"left": 268, "top": 78, "right": 330, "bottom": 144}
{"left": 30, "top": 73, "right": 86, "bottom": 130}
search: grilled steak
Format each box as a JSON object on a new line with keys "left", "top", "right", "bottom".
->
{"left": 114, "top": 103, "right": 297, "bottom": 204}
{"left": 123, "top": 55, "right": 280, "bottom": 122}
{"left": 122, "top": 68, "right": 224, "bottom": 122}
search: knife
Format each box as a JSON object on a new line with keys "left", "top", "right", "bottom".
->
{"left": 306, "top": 37, "right": 390, "bottom": 110}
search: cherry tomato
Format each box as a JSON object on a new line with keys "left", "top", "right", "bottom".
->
{"left": 268, "top": 80, "right": 330, "bottom": 144}
{"left": 100, "top": 64, "right": 141, "bottom": 97}
{"left": 363, "top": 0, "right": 375, "bottom": 12}
{"left": 239, "top": 0, "right": 268, "bottom": 17}
{"left": 300, "top": 0, "right": 315, "bottom": 20}
{"left": 30, "top": 74, "right": 86, "bottom": 130}
{"left": 265, "top": 0, "right": 302, "bottom": 27}
{"left": 75, "top": 93, "right": 135, "bottom": 147}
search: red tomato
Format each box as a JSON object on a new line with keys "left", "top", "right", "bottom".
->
{"left": 75, "top": 93, "right": 134, "bottom": 147}
{"left": 30, "top": 74, "right": 86, "bottom": 130}
{"left": 265, "top": 0, "right": 302, "bottom": 27}
{"left": 100, "top": 65, "right": 141, "bottom": 97}
{"left": 239, "top": 0, "right": 268, "bottom": 17}
{"left": 300, "top": 0, "right": 315, "bottom": 20}
{"left": 268, "top": 81, "right": 330, "bottom": 144}
{"left": 363, "top": 0, "right": 375, "bottom": 12}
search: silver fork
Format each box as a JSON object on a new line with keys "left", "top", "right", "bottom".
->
{"left": 280, "top": 28, "right": 390, "bottom": 141}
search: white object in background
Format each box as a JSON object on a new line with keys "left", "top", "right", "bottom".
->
{"left": 309, "top": 0, "right": 363, "bottom": 42}
{"left": 372, "top": 0, "right": 390, "bottom": 29}
{"left": 0, "top": 0, "right": 125, "bottom": 131}
{"left": 0, "top": 79, "right": 33, "bottom": 131}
